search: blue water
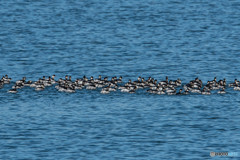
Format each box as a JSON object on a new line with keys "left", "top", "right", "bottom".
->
{"left": 0, "top": 0, "right": 240, "bottom": 159}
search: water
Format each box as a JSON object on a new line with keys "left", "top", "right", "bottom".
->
{"left": 0, "top": 0, "right": 240, "bottom": 159}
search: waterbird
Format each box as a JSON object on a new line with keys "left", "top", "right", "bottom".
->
{"left": 201, "top": 89, "right": 211, "bottom": 95}
{"left": 3, "top": 75, "right": 240, "bottom": 96}
{"left": 8, "top": 86, "right": 17, "bottom": 93}
{"left": 218, "top": 88, "right": 226, "bottom": 94}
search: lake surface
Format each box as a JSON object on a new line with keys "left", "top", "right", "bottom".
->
{"left": 0, "top": 0, "right": 240, "bottom": 159}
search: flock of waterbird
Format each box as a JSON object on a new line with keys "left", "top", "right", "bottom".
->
{"left": 1, "top": 75, "right": 240, "bottom": 95}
